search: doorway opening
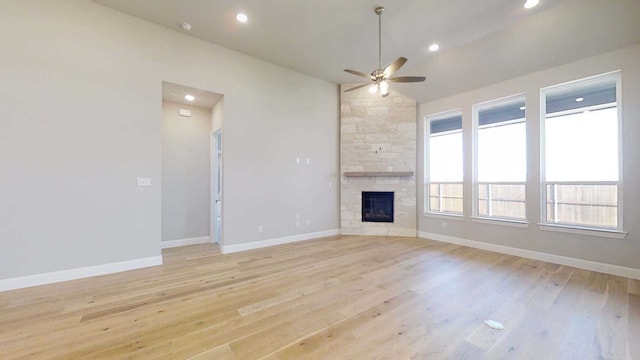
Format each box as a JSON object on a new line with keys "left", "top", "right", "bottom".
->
{"left": 211, "top": 129, "right": 222, "bottom": 244}
{"left": 161, "top": 81, "right": 224, "bottom": 248}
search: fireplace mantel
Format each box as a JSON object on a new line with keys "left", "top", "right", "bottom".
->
{"left": 343, "top": 171, "right": 414, "bottom": 177}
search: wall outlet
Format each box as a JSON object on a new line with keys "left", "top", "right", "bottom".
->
{"left": 136, "top": 177, "right": 151, "bottom": 187}
{"left": 258, "top": 225, "right": 263, "bottom": 233}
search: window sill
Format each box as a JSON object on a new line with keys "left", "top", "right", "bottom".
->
{"left": 471, "top": 217, "right": 529, "bottom": 228}
{"left": 538, "top": 223, "right": 627, "bottom": 239}
{"left": 423, "top": 212, "right": 465, "bottom": 221}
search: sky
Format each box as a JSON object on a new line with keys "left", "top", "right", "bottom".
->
{"left": 428, "top": 107, "right": 618, "bottom": 183}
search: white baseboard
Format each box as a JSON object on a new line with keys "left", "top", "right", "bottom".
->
{"left": 418, "top": 231, "right": 640, "bottom": 280}
{"left": 221, "top": 229, "right": 340, "bottom": 254}
{"left": 340, "top": 229, "right": 417, "bottom": 237}
{"left": 161, "top": 236, "right": 211, "bottom": 249}
{"left": 0, "top": 256, "right": 163, "bottom": 292}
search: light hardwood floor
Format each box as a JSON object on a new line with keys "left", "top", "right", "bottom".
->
{"left": 1, "top": 236, "right": 638, "bottom": 359}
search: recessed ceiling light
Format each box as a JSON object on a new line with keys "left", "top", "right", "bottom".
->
{"left": 236, "top": 12, "right": 248, "bottom": 23}
{"left": 185, "top": 94, "right": 195, "bottom": 102}
{"left": 428, "top": 43, "right": 440, "bottom": 52}
{"left": 520, "top": 106, "right": 526, "bottom": 110}
{"left": 575, "top": 97, "right": 584, "bottom": 102}
{"left": 524, "top": 0, "right": 539, "bottom": 9}
{"left": 181, "top": 22, "right": 192, "bottom": 31}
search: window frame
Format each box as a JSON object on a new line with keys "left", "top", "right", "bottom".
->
{"left": 424, "top": 109, "right": 464, "bottom": 217}
{"left": 539, "top": 71, "right": 625, "bottom": 236}
{"left": 472, "top": 94, "right": 528, "bottom": 224}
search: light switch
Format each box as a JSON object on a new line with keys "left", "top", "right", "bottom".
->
{"left": 137, "top": 177, "right": 152, "bottom": 187}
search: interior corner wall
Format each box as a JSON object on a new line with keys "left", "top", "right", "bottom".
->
{"left": 161, "top": 101, "right": 211, "bottom": 242}
{"left": 0, "top": 0, "right": 339, "bottom": 281}
{"left": 417, "top": 44, "right": 640, "bottom": 269}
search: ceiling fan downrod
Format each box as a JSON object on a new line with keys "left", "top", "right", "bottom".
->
{"left": 376, "top": 6, "right": 384, "bottom": 70}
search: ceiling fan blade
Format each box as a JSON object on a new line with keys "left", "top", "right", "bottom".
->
{"left": 344, "top": 69, "right": 372, "bottom": 79}
{"left": 382, "top": 57, "right": 407, "bottom": 78}
{"left": 344, "top": 83, "right": 370, "bottom": 92}
{"left": 387, "top": 76, "right": 427, "bottom": 83}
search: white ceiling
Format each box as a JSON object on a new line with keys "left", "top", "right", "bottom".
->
{"left": 96, "top": 0, "right": 640, "bottom": 103}
{"left": 162, "top": 81, "right": 222, "bottom": 109}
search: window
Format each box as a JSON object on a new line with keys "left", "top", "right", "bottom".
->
{"left": 541, "top": 72, "right": 621, "bottom": 231}
{"left": 473, "top": 95, "right": 527, "bottom": 221}
{"left": 425, "top": 111, "right": 463, "bottom": 215}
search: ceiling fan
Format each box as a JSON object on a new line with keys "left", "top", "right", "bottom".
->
{"left": 344, "top": 6, "right": 426, "bottom": 97}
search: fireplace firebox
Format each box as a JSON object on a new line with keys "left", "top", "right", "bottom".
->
{"left": 362, "top": 191, "right": 394, "bottom": 223}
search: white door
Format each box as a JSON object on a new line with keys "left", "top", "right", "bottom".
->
{"left": 211, "top": 130, "right": 222, "bottom": 244}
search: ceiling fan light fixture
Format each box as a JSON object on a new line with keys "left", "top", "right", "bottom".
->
{"left": 343, "top": 6, "right": 426, "bottom": 96}
{"left": 379, "top": 80, "right": 390, "bottom": 96}
{"left": 524, "top": 0, "right": 539, "bottom": 9}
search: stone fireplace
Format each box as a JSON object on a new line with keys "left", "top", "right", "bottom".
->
{"left": 340, "top": 85, "right": 417, "bottom": 236}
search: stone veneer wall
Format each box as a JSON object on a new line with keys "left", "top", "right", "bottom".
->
{"left": 340, "top": 84, "right": 417, "bottom": 236}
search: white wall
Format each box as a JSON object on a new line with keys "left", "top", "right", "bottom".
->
{"left": 212, "top": 98, "right": 224, "bottom": 132}
{"left": 418, "top": 44, "right": 640, "bottom": 269}
{"left": 0, "top": 0, "right": 339, "bottom": 280}
{"left": 161, "top": 101, "right": 211, "bottom": 242}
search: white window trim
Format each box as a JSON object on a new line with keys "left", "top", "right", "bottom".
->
{"left": 424, "top": 212, "right": 465, "bottom": 220}
{"left": 538, "top": 223, "right": 627, "bottom": 239}
{"left": 472, "top": 216, "right": 529, "bottom": 228}
{"left": 472, "top": 94, "right": 527, "bottom": 222}
{"left": 539, "top": 70, "right": 624, "bottom": 233}
{"left": 424, "top": 109, "right": 464, "bottom": 215}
